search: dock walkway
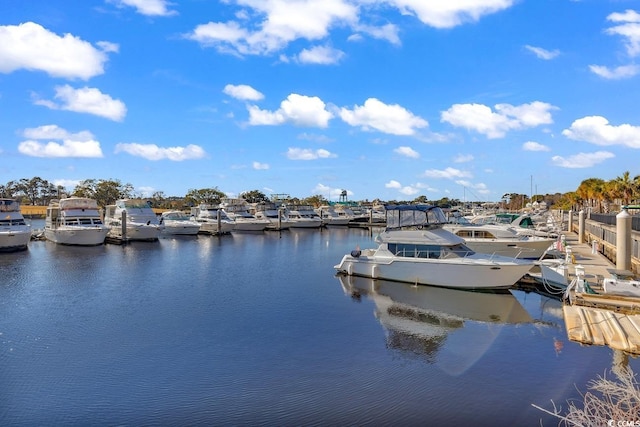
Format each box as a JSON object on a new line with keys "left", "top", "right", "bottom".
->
{"left": 558, "top": 231, "right": 640, "bottom": 354}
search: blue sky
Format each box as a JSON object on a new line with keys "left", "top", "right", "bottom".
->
{"left": 2, "top": 0, "right": 640, "bottom": 203}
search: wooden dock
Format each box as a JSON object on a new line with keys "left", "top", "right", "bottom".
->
{"left": 557, "top": 231, "right": 640, "bottom": 354}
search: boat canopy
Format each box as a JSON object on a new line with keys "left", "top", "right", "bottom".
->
{"left": 0, "top": 198, "right": 20, "bottom": 212}
{"left": 59, "top": 198, "right": 99, "bottom": 210}
{"left": 384, "top": 205, "right": 448, "bottom": 229}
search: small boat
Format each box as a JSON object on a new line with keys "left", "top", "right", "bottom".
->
{"left": 44, "top": 197, "right": 109, "bottom": 246}
{"left": 220, "top": 198, "right": 270, "bottom": 232}
{"left": 160, "top": 210, "right": 201, "bottom": 235}
{"left": 602, "top": 268, "right": 640, "bottom": 298}
{"left": 104, "top": 199, "right": 163, "bottom": 241}
{"left": 190, "top": 204, "right": 235, "bottom": 235}
{"left": 315, "top": 205, "right": 350, "bottom": 226}
{"left": 444, "top": 216, "right": 555, "bottom": 259}
{"left": 254, "top": 203, "right": 293, "bottom": 230}
{"left": 334, "top": 204, "right": 535, "bottom": 290}
{"left": 0, "top": 198, "right": 31, "bottom": 252}
{"left": 286, "top": 205, "right": 323, "bottom": 228}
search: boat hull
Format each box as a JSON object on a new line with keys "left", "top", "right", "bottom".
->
{"left": 334, "top": 253, "right": 533, "bottom": 290}
{"left": 44, "top": 227, "right": 109, "bottom": 246}
{"left": 0, "top": 229, "right": 31, "bottom": 251}
{"left": 197, "top": 220, "right": 235, "bottom": 235}
{"left": 108, "top": 223, "right": 162, "bottom": 241}
{"left": 463, "top": 239, "right": 553, "bottom": 259}
{"left": 162, "top": 224, "right": 201, "bottom": 235}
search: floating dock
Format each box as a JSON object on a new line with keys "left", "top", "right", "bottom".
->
{"left": 553, "top": 231, "right": 640, "bottom": 354}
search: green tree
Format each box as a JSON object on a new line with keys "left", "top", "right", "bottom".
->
{"left": 184, "top": 187, "right": 226, "bottom": 206}
{"left": 301, "top": 194, "right": 328, "bottom": 207}
{"left": 72, "top": 178, "right": 134, "bottom": 208}
{"left": 239, "top": 189, "right": 269, "bottom": 204}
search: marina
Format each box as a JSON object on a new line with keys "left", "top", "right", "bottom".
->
{"left": 2, "top": 216, "right": 640, "bottom": 425}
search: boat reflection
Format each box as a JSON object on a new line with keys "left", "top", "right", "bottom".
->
{"left": 337, "top": 275, "right": 533, "bottom": 374}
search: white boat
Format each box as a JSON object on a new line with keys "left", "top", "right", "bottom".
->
{"left": 0, "top": 198, "right": 31, "bottom": 251}
{"left": 602, "top": 268, "right": 640, "bottom": 298}
{"left": 44, "top": 197, "right": 109, "bottom": 246}
{"left": 315, "top": 205, "right": 350, "bottom": 226}
{"left": 190, "top": 204, "right": 235, "bottom": 235}
{"left": 159, "top": 210, "right": 201, "bottom": 235}
{"left": 443, "top": 217, "right": 555, "bottom": 259}
{"left": 220, "top": 198, "right": 270, "bottom": 232}
{"left": 286, "top": 205, "right": 323, "bottom": 228}
{"left": 254, "top": 204, "right": 293, "bottom": 230}
{"left": 334, "top": 205, "right": 535, "bottom": 290}
{"left": 104, "top": 199, "right": 163, "bottom": 241}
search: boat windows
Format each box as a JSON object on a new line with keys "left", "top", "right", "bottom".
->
{"left": 388, "top": 243, "right": 442, "bottom": 259}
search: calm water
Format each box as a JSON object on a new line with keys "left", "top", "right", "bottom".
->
{"left": 1, "top": 225, "right": 637, "bottom": 426}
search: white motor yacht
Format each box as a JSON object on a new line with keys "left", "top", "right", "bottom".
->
{"left": 0, "top": 198, "right": 32, "bottom": 251}
{"left": 254, "top": 204, "right": 293, "bottom": 230}
{"left": 104, "top": 199, "right": 163, "bottom": 241}
{"left": 160, "top": 210, "right": 201, "bottom": 235}
{"left": 44, "top": 197, "right": 109, "bottom": 246}
{"left": 286, "top": 205, "right": 323, "bottom": 228}
{"left": 190, "top": 204, "right": 235, "bottom": 235}
{"left": 334, "top": 205, "right": 535, "bottom": 290}
{"left": 315, "top": 206, "right": 350, "bottom": 226}
{"left": 220, "top": 198, "right": 270, "bottom": 232}
{"left": 444, "top": 215, "right": 555, "bottom": 259}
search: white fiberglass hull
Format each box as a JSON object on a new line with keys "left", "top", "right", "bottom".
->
{"left": 323, "top": 218, "right": 351, "bottom": 226}
{"left": 44, "top": 226, "right": 109, "bottom": 246}
{"left": 162, "top": 223, "right": 201, "bottom": 235}
{"left": 109, "top": 223, "right": 162, "bottom": 241}
{"left": 232, "top": 220, "right": 269, "bottom": 232}
{"left": 0, "top": 227, "right": 31, "bottom": 251}
{"left": 463, "top": 238, "right": 554, "bottom": 259}
{"left": 334, "top": 252, "right": 533, "bottom": 290}
{"left": 197, "top": 220, "right": 235, "bottom": 234}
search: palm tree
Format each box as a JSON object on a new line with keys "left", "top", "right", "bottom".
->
{"left": 611, "top": 171, "right": 636, "bottom": 207}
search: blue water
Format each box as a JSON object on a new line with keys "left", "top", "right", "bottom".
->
{"left": 1, "top": 226, "right": 637, "bottom": 426}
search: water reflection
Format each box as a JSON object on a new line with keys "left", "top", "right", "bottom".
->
{"left": 337, "top": 275, "right": 533, "bottom": 374}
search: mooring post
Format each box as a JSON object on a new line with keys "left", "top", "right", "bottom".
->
{"left": 578, "top": 210, "right": 585, "bottom": 244}
{"left": 568, "top": 209, "right": 573, "bottom": 233}
{"left": 217, "top": 209, "right": 221, "bottom": 235}
{"left": 121, "top": 210, "right": 127, "bottom": 242}
{"left": 616, "top": 207, "right": 631, "bottom": 271}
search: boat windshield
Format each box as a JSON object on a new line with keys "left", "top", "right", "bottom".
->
{"left": 0, "top": 199, "right": 20, "bottom": 212}
{"left": 388, "top": 242, "right": 474, "bottom": 258}
{"left": 384, "top": 205, "right": 447, "bottom": 229}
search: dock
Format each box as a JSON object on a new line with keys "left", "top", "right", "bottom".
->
{"left": 549, "top": 231, "right": 640, "bottom": 354}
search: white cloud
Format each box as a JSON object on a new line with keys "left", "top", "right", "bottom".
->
{"left": 313, "top": 184, "right": 351, "bottom": 200}
{"left": 184, "top": 1, "right": 358, "bottom": 55}
{"left": 339, "top": 98, "right": 428, "bottom": 136}
{"left": 286, "top": 147, "right": 336, "bottom": 160}
{"left": 551, "top": 151, "right": 615, "bottom": 168}
{"left": 387, "top": 0, "right": 516, "bottom": 29}
{"left": 441, "top": 101, "right": 556, "bottom": 138}
{"left": 223, "top": 84, "right": 265, "bottom": 101}
{"left": 18, "top": 125, "right": 103, "bottom": 158}
{"left": 0, "top": 22, "right": 113, "bottom": 80}
{"left": 252, "top": 161, "right": 270, "bottom": 170}
{"left": 385, "top": 180, "right": 402, "bottom": 189}
{"left": 34, "top": 85, "right": 127, "bottom": 121}
{"left": 588, "top": 64, "right": 640, "bottom": 79}
{"left": 605, "top": 9, "right": 640, "bottom": 57}
{"left": 184, "top": 1, "right": 512, "bottom": 57}
{"left": 295, "top": 45, "right": 345, "bottom": 64}
{"left": 562, "top": 116, "right": 640, "bottom": 148}
{"left": 422, "top": 167, "right": 472, "bottom": 179}
{"left": 455, "top": 180, "right": 490, "bottom": 195}
{"left": 524, "top": 45, "right": 560, "bottom": 60}
{"left": 522, "top": 141, "right": 550, "bottom": 151}
{"left": 107, "top": 0, "right": 178, "bottom": 16}
{"left": 394, "top": 146, "right": 420, "bottom": 158}
{"left": 114, "top": 143, "right": 207, "bottom": 161}
{"left": 453, "top": 154, "right": 474, "bottom": 163}
{"left": 248, "top": 94, "right": 333, "bottom": 127}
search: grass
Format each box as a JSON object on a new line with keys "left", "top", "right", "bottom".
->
{"left": 532, "top": 366, "right": 640, "bottom": 426}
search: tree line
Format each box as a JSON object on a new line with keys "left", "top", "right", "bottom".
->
{"left": 1, "top": 171, "right": 638, "bottom": 212}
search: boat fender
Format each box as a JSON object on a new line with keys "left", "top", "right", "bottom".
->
{"left": 351, "top": 249, "right": 361, "bottom": 258}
